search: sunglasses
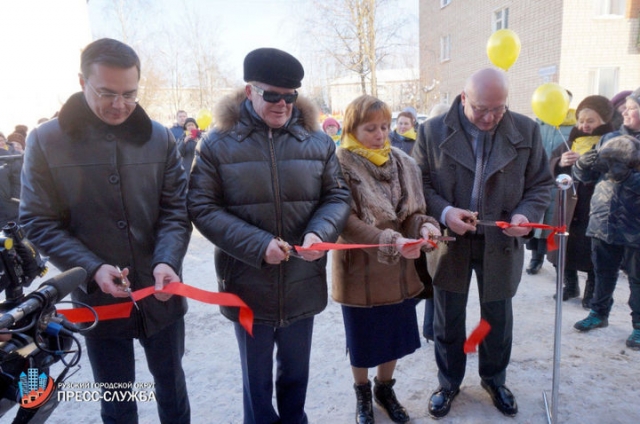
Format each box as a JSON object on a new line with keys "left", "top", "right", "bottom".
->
{"left": 251, "top": 85, "right": 298, "bottom": 104}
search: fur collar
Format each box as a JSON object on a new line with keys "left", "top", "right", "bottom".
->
{"left": 213, "top": 88, "right": 321, "bottom": 135}
{"left": 58, "top": 92, "right": 152, "bottom": 143}
{"left": 338, "top": 147, "right": 426, "bottom": 226}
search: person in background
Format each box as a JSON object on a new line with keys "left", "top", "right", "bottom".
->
{"left": 573, "top": 88, "right": 640, "bottom": 349}
{"left": 332, "top": 95, "right": 440, "bottom": 424}
{"left": 177, "top": 117, "right": 201, "bottom": 178}
{"left": 525, "top": 91, "right": 576, "bottom": 275}
{"left": 610, "top": 90, "right": 632, "bottom": 130}
{"left": 412, "top": 68, "right": 553, "bottom": 419}
{"left": 13, "top": 125, "right": 27, "bottom": 139}
{"left": 0, "top": 132, "right": 8, "bottom": 152}
{"left": 547, "top": 95, "right": 613, "bottom": 306}
{"left": 572, "top": 134, "right": 640, "bottom": 350}
{"left": 170, "top": 109, "right": 188, "bottom": 141}
{"left": 7, "top": 132, "right": 26, "bottom": 155}
{"left": 188, "top": 47, "right": 351, "bottom": 424}
{"left": 388, "top": 111, "right": 417, "bottom": 154}
{"left": 0, "top": 150, "right": 22, "bottom": 227}
{"left": 19, "top": 38, "right": 192, "bottom": 424}
{"left": 322, "top": 116, "right": 342, "bottom": 144}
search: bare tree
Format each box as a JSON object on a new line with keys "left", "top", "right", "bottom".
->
{"left": 306, "top": 0, "right": 413, "bottom": 97}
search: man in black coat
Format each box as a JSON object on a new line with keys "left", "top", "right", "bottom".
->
{"left": 188, "top": 48, "right": 351, "bottom": 424}
{"left": 20, "top": 38, "right": 191, "bottom": 424}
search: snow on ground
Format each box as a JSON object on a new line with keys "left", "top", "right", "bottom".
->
{"left": 6, "top": 229, "right": 638, "bottom": 424}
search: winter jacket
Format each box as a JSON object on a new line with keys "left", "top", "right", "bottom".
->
{"left": 0, "top": 153, "right": 22, "bottom": 227}
{"left": 574, "top": 133, "right": 640, "bottom": 248}
{"left": 188, "top": 91, "right": 351, "bottom": 327}
{"left": 19, "top": 92, "right": 192, "bottom": 339}
{"left": 331, "top": 147, "right": 439, "bottom": 307}
{"left": 389, "top": 130, "right": 417, "bottom": 155}
{"left": 546, "top": 124, "right": 613, "bottom": 270}
{"left": 412, "top": 96, "right": 553, "bottom": 302}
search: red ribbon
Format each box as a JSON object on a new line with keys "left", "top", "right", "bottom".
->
{"left": 489, "top": 221, "right": 566, "bottom": 252}
{"left": 57, "top": 282, "right": 254, "bottom": 336}
{"left": 463, "top": 318, "right": 491, "bottom": 354}
{"left": 294, "top": 238, "right": 437, "bottom": 252}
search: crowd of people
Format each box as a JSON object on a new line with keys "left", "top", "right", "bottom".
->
{"left": 1, "top": 37, "right": 638, "bottom": 424}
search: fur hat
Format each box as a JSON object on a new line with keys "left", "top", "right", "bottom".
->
{"left": 183, "top": 117, "right": 198, "bottom": 130}
{"left": 611, "top": 90, "right": 632, "bottom": 109}
{"left": 14, "top": 125, "right": 28, "bottom": 137}
{"left": 322, "top": 117, "right": 340, "bottom": 132}
{"left": 598, "top": 135, "right": 640, "bottom": 170}
{"left": 627, "top": 87, "right": 640, "bottom": 108}
{"left": 576, "top": 95, "right": 614, "bottom": 123}
{"left": 243, "top": 48, "right": 304, "bottom": 89}
{"left": 7, "top": 132, "right": 25, "bottom": 149}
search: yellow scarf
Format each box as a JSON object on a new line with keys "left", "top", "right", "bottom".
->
{"left": 399, "top": 128, "right": 417, "bottom": 141}
{"left": 341, "top": 133, "right": 391, "bottom": 166}
{"left": 572, "top": 135, "right": 600, "bottom": 155}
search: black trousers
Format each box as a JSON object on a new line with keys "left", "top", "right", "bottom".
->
{"left": 433, "top": 237, "right": 513, "bottom": 390}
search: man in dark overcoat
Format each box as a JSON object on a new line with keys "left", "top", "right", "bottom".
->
{"left": 412, "top": 68, "right": 553, "bottom": 419}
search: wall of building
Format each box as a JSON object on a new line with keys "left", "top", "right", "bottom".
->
{"left": 560, "top": 0, "right": 640, "bottom": 105}
{"left": 419, "top": 0, "right": 640, "bottom": 117}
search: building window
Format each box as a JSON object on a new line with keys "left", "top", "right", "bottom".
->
{"left": 441, "top": 92, "right": 450, "bottom": 104}
{"left": 440, "top": 35, "right": 451, "bottom": 62}
{"left": 441, "top": 0, "right": 451, "bottom": 8}
{"left": 593, "top": 0, "right": 626, "bottom": 16}
{"left": 493, "top": 7, "right": 509, "bottom": 30}
{"left": 588, "top": 67, "right": 619, "bottom": 98}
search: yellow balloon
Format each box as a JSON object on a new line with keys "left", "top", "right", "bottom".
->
{"left": 196, "top": 109, "right": 213, "bottom": 130}
{"left": 531, "top": 83, "right": 570, "bottom": 127}
{"left": 486, "top": 29, "right": 521, "bottom": 71}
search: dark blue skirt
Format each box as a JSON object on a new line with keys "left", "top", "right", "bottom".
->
{"left": 342, "top": 298, "right": 421, "bottom": 368}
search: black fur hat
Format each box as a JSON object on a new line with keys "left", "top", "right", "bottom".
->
{"left": 243, "top": 48, "right": 304, "bottom": 89}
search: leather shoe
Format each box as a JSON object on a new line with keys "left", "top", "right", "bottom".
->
{"left": 428, "top": 387, "right": 459, "bottom": 419}
{"left": 481, "top": 381, "right": 518, "bottom": 416}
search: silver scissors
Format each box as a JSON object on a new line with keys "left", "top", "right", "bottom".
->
{"left": 115, "top": 266, "right": 139, "bottom": 310}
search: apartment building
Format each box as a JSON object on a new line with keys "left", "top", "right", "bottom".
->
{"left": 419, "top": 0, "right": 640, "bottom": 115}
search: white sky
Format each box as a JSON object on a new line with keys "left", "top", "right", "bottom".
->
{"left": 1, "top": 0, "right": 418, "bottom": 133}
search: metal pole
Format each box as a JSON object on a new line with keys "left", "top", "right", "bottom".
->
{"left": 543, "top": 174, "right": 573, "bottom": 424}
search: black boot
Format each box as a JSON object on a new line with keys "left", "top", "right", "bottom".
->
{"left": 555, "top": 270, "right": 580, "bottom": 300}
{"left": 582, "top": 271, "right": 595, "bottom": 309}
{"left": 526, "top": 251, "right": 544, "bottom": 275}
{"left": 373, "top": 377, "right": 409, "bottom": 423}
{"left": 354, "top": 381, "right": 374, "bottom": 424}
{"left": 563, "top": 270, "right": 580, "bottom": 300}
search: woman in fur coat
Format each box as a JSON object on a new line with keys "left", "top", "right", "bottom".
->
{"left": 332, "top": 95, "right": 441, "bottom": 424}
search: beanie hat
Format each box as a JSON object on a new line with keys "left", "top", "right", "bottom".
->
{"left": 322, "top": 117, "right": 340, "bottom": 132}
{"left": 7, "top": 132, "right": 26, "bottom": 149}
{"left": 402, "top": 106, "right": 417, "bottom": 120}
{"left": 576, "top": 95, "right": 614, "bottom": 123}
{"left": 611, "top": 90, "right": 632, "bottom": 109}
{"left": 243, "top": 48, "right": 304, "bottom": 89}
{"left": 183, "top": 117, "right": 198, "bottom": 130}
{"left": 627, "top": 87, "right": 640, "bottom": 108}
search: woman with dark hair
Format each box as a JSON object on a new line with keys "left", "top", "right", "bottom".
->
{"left": 548, "top": 95, "right": 614, "bottom": 306}
{"left": 332, "top": 95, "right": 441, "bottom": 424}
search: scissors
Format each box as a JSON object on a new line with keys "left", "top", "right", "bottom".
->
{"left": 427, "top": 235, "right": 457, "bottom": 242}
{"left": 115, "top": 266, "right": 139, "bottom": 310}
{"left": 275, "top": 238, "right": 305, "bottom": 261}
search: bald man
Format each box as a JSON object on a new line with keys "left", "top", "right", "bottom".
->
{"left": 412, "top": 68, "right": 553, "bottom": 418}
